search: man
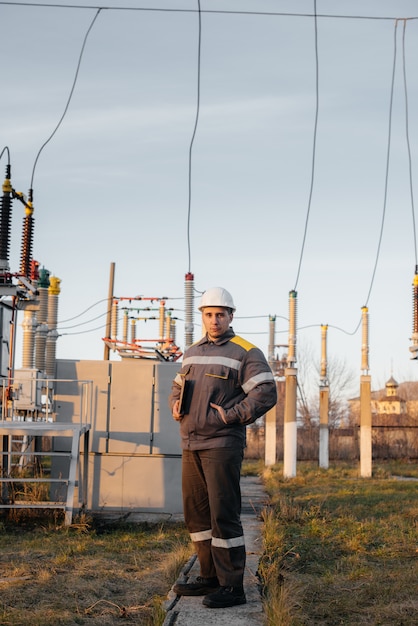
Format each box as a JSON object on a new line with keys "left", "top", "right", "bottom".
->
{"left": 169, "top": 287, "right": 277, "bottom": 609}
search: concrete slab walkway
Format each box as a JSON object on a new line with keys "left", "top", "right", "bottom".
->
{"left": 163, "top": 475, "right": 269, "bottom": 626}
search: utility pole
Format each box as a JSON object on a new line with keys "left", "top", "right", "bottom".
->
{"left": 265, "top": 315, "right": 277, "bottom": 467}
{"left": 360, "top": 306, "right": 372, "bottom": 477}
{"left": 319, "top": 324, "right": 329, "bottom": 469}
{"left": 103, "top": 262, "right": 115, "bottom": 361}
{"left": 283, "top": 290, "right": 298, "bottom": 478}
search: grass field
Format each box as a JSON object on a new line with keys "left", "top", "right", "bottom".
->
{"left": 0, "top": 513, "right": 192, "bottom": 625}
{"left": 0, "top": 460, "right": 416, "bottom": 625}
{"left": 258, "top": 460, "right": 418, "bottom": 625}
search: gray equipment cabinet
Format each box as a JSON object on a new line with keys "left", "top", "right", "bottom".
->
{"left": 53, "top": 358, "right": 183, "bottom": 518}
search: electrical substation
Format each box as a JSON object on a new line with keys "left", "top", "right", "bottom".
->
{"left": 2, "top": 16, "right": 418, "bottom": 522}
{"left": 1, "top": 144, "right": 418, "bottom": 524}
{"left": 0, "top": 163, "right": 187, "bottom": 524}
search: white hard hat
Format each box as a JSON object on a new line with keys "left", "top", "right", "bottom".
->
{"left": 198, "top": 287, "right": 236, "bottom": 312}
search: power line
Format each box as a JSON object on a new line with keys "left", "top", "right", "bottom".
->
{"left": 363, "top": 18, "right": 398, "bottom": 308}
{"left": 57, "top": 310, "right": 108, "bottom": 330}
{"left": 58, "top": 298, "right": 109, "bottom": 323}
{"left": 186, "top": 0, "right": 201, "bottom": 274}
{"left": 30, "top": 8, "right": 102, "bottom": 189}
{"left": 294, "top": 0, "right": 319, "bottom": 291}
{"left": 1, "top": 2, "right": 418, "bottom": 21}
{"left": 58, "top": 324, "right": 106, "bottom": 336}
{"left": 401, "top": 19, "right": 417, "bottom": 267}
{"left": 4, "top": 0, "right": 417, "bottom": 355}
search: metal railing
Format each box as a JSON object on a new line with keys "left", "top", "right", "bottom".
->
{"left": 1, "top": 375, "right": 93, "bottom": 428}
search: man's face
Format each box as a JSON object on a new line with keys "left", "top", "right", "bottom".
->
{"left": 201, "top": 307, "right": 233, "bottom": 341}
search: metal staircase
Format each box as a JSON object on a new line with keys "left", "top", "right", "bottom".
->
{"left": 0, "top": 421, "right": 90, "bottom": 525}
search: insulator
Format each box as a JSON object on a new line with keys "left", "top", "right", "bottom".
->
{"left": 184, "top": 272, "right": 194, "bottom": 350}
{"left": 268, "top": 315, "right": 276, "bottom": 363}
{"left": 361, "top": 306, "right": 369, "bottom": 372}
{"left": 20, "top": 214, "right": 34, "bottom": 278}
{"left": 47, "top": 294, "right": 59, "bottom": 329}
{"left": 123, "top": 310, "right": 129, "bottom": 343}
{"left": 409, "top": 274, "right": 418, "bottom": 358}
{"left": 49, "top": 276, "right": 61, "bottom": 296}
{"left": 159, "top": 301, "right": 166, "bottom": 341}
{"left": 38, "top": 287, "right": 49, "bottom": 324}
{"left": 412, "top": 275, "right": 418, "bottom": 335}
{"left": 130, "top": 318, "right": 136, "bottom": 343}
{"left": 0, "top": 192, "right": 12, "bottom": 264}
{"left": 287, "top": 290, "right": 297, "bottom": 365}
{"left": 38, "top": 267, "right": 50, "bottom": 289}
{"left": 21, "top": 310, "right": 36, "bottom": 369}
{"left": 166, "top": 312, "right": 172, "bottom": 342}
{"left": 320, "top": 324, "right": 328, "bottom": 381}
{"left": 45, "top": 329, "right": 58, "bottom": 377}
{"left": 34, "top": 323, "right": 48, "bottom": 371}
{"left": 30, "top": 259, "right": 40, "bottom": 281}
{"left": 111, "top": 300, "right": 118, "bottom": 342}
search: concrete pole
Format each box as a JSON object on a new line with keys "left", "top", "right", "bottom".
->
{"left": 283, "top": 367, "right": 297, "bottom": 477}
{"left": 264, "top": 405, "right": 277, "bottom": 466}
{"left": 360, "top": 306, "right": 372, "bottom": 477}
{"left": 360, "top": 375, "right": 372, "bottom": 477}
{"left": 268, "top": 315, "right": 275, "bottom": 363}
{"left": 265, "top": 315, "right": 277, "bottom": 466}
{"left": 319, "top": 385, "right": 329, "bottom": 469}
{"left": 104, "top": 262, "right": 115, "bottom": 361}
{"left": 283, "top": 290, "right": 298, "bottom": 478}
{"left": 319, "top": 324, "right": 329, "bottom": 468}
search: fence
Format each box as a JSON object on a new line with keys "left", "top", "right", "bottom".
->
{"left": 245, "top": 424, "right": 418, "bottom": 460}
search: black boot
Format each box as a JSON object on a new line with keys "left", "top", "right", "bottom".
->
{"left": 202, "top": 585, "right": 247, "bottom": 608}
{"left": 173, "top": 576, "right": 220, "bottom": 596}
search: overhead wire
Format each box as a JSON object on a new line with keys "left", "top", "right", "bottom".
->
{"left": 58, "top": 324, "right": 109, "bottom": 336}
{"left": 186, "top": 0, "right": 202, "bottom": 274}
{"left": 58, "top": 298, "right": 110, "bottom": 323}
{"left": 57, "top": 310, "right": 108, "bottom": 330}
{"left": 363, "top": 18, "right": 399, "bottom": 309}
{"left": 2, "top": 1, "right": 417, "bottom": 356}
{"left": 328, "top": 16, "right": 409, "bottom": 342}
{"left": 30, "top": 7, "right": 102, "bottom": 190}
{"left": 401, "top": 19, "right": 417, "bottom": 266}
{"left": 1, "top": 2, "right": 418, "bottom": 21}
{"left": 0, "top": 146, "right": 11, "bottom": 164}
{"left": 293, "top": 0, "right": 319, "bottom": 291}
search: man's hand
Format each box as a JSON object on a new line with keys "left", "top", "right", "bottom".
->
{"left": 210, "top": 402, "right": 227, "bottom": 424}
{"left": 172, "top": 400, "right": 183, "bottom": 421}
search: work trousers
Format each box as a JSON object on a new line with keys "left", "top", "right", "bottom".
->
{"left": 182, "top": 447, "right": 245, "bottom": 587}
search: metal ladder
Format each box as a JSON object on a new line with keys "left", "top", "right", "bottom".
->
{"left": 0, "top": 422, "right": 90, "bottom": 525}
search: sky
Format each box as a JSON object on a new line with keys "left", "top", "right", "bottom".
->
{"left": 1, "top": 0, "right": 418, "bottom": 399}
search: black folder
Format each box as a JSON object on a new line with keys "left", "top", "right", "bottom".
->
{"left": 178, "top": 378, "right": 189, "bottom": 415}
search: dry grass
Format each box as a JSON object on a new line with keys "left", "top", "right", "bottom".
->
{"left": 0, "top": 513, "right": 192, "bottom": 626}
{"left": 258, "top": 460, "right": 418, "bottom": 626}
{"left": 1, "top": 459, "right": 417, "bottom": 625}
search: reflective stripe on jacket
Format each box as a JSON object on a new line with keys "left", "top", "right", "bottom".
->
{"left": 169, "top": 328, "right": 277, "bottom": 450}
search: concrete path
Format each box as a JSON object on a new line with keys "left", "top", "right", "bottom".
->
{"left": 163, "top": 475, "right": 269, "bottom": 626}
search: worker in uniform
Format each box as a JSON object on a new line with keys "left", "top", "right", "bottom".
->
{"left": 169, "top": 287, "right": 277, "bottom": 609}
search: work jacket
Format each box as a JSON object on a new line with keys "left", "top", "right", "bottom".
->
{"left": 169, "top": 328, "right": 277, "bottom": 450}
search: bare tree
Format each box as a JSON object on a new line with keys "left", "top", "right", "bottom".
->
{"left": 295, "top": 341, "right": 318, "bottom": 427}
{"left": 325, "top": 354, "right": 357, "bottom": 427}
{"left": 296, "top": 341, "right": 357, "bottom": 428}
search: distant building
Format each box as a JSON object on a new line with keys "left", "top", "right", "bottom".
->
{"left": 370, "top": 376, "right": 407, "bottom": 415}
{"left": 349, "top": 376, "right": 418, "bottom": 426}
